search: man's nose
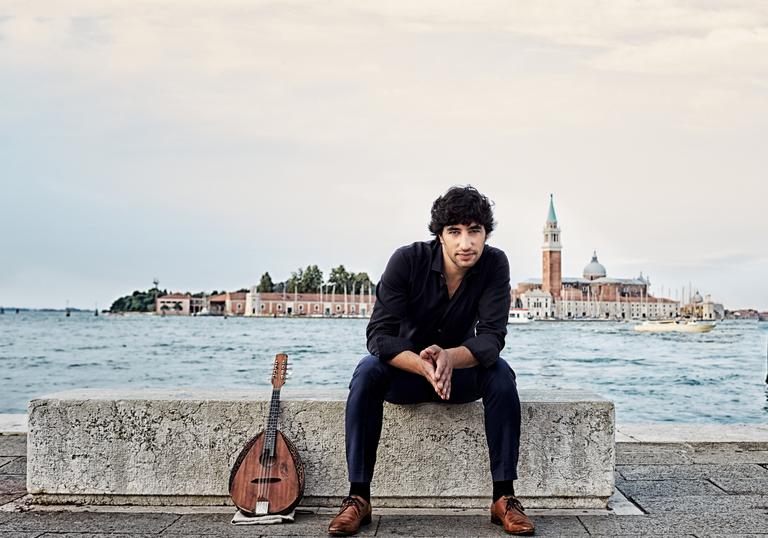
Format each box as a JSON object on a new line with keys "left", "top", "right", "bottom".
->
{"left": 459, "top": 232, "right": 472, "bottom": 249}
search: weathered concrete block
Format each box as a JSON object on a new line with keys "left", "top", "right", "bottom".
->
{"left": 27, "top": 388, "right": 614, "bottom": 508}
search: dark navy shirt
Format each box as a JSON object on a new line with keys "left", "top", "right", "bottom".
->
{"left": 366, "top": 240, "right": 511, "bottom": 368}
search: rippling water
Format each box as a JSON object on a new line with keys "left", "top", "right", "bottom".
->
{"left": 1, "top": 312, "right": 767, "bottom": 422}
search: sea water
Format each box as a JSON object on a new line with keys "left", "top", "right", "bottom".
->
{"left": 1, "top": 312, "right": 766, "bottom": 423}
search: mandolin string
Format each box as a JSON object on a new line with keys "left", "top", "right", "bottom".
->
{"left": 253, "top": 356, "right": 285, "bottom": 512}
{"left": 264, "top": 359, "right": 285, "bottom": 509}
{"left": 265, "top": 361, "right": 279, "bottom": 506}
{"left": 257, "top": 368, "right": 274, "bottom": 506}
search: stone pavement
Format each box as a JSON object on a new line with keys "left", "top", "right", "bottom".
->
{"left": 2, "top": 432, "right": 768, "bottom": 537}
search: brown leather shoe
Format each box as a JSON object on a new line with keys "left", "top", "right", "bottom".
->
{"left": 490, "top": 495, "right": 535, "bottom": 535}
{"left": 328, "top": 495, "right": 372, "bottom": 536}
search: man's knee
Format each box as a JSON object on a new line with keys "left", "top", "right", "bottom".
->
{"left": 349, "top": 355, "right": 389, "bottom": 391}
{"left": 482, "top": 358, "right": 519, "bottom": 396}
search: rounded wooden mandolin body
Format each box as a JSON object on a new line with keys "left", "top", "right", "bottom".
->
{"left": 229, "top": 430, "right": 305, "bottom": 516}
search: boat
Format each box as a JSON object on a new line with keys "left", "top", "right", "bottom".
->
{"left": 633, "top": 319, "right": 716, "bottom": 333}
{"left": 508, "top": 308, "right": 533, "bottom": 324}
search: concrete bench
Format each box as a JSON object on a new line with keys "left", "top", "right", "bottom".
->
{"left": 27, "top": 388, "right": 614, "bottom": 509}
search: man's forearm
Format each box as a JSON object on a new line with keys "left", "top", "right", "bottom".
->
{"left": 389, "top": 350, "right": 428, "bottom": 375}
{"left": 446, "top": 345, "right": 479, "bottom": 368}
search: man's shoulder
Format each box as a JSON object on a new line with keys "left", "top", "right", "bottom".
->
{"left": 481, "top": 244, "right": 509, "bottom": 267}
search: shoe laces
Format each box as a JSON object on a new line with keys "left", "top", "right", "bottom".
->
{"left": 505, "top": 496, "right": 525, "bottom": 514}
{"left": 338, "top": 495, "right": 364, "bottom": 515}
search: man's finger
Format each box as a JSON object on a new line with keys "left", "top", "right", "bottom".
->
{"left": 422, "top": 361, "right": 437, "bottom": 382}
{"left": 434, "top": 359, "right": 444, "bottom": 379}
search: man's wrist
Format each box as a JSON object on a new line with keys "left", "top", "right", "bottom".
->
{"left": 445, "top": 346, "right": 478, "bottom": 368}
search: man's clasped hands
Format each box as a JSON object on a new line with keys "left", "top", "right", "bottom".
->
{"left": 419, "top": 344, "right": 454, "bottom": 400}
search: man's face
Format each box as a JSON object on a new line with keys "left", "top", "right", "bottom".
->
{"left": 438, "top": 222, "right": 487, "bottom": 271}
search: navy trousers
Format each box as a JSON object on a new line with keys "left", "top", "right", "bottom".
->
{"left": 345, "top": 355, "right": 521, "bottom": 484}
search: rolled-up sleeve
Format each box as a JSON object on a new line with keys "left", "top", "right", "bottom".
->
{"left": 461, "top": 250, "right": 511, "bottom": 368}
{"left": 366, "top": 248, "right": 416, "bottom": 361}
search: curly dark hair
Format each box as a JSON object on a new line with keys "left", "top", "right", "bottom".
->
{"left": 428, "top": 185, "right": 496, "bottom": 237}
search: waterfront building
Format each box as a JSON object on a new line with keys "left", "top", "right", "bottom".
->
{"left": 512, "top": 196, "right": 684, "bottom": 320}
{"left": 155, "top": 293, "right": 191, "bottom": 315}
{"left": 190, "top": 296, "right": 205, "bottom": 315}
{"left": 226, "top": 292, "right": 247, "bottom": 316}
{"left": 207, "top": 294, "right": 225, "bottom": 315}
{"left": 249, "top": 287, "right": 375, "bottom": 317}
{"left": 681, "top": 291, "right": 724, "bottom": 320}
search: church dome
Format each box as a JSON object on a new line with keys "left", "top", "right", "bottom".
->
{"left": 692, "top": 290, "right": 703, "bottom": 304}
{"left": 583, "top": 251, "right": 607, "bottom": 280}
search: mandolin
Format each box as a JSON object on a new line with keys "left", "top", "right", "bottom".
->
{"left": 229, "top": 353, "right": 305, "bottom": 516}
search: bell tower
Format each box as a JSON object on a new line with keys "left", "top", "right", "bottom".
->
{"left": 542, "top": 194, "right": 562, "bottom": 299}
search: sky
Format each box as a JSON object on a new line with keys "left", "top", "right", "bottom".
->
{"left": 1, "top": 1, "right": 766, "bottom": 310}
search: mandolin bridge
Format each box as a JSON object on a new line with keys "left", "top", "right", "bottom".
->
{"left": 250, "top": 477, "right": 282, "bottom": 484}
{"left": 254, "top": 501, "right": 269, "bottom": 515}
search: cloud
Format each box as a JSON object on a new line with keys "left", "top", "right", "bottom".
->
{"left": 588, "top": 27, "right": 768, "bottom": 77}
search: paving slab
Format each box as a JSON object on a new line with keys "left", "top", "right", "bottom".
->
{"left": 616, "top": 443, "right": 694, "bottom": 465}
{"left": 632, "top": 494, "right": 768, "bottom": 515}
{"left": 0, "top": 475, "right": 25, "bottom": 494}
{"left": 0, "top": 457, "right": 25, "bottom": 475}
{"left": 0, "top": 437, "right": 24, "bottom": 458}
{"left": 710, "top": 478, "right": 768, "bottom": 494}
{"left": 374, "top": 514, "right": 588, "bottom": 537}
{"left": 0, "top": 459, "right": 14, "bottom": 471}
{"left": 0, "top": 415, "right": 26, "bottom": 434}
{"left": 0, "top": 511, "right": 179, "bottom": 534}
{"left": 616, "top": 478, "right": 724, "bottom": 497}
{"left": 36, "top": 535, "right": 166, "bottom": 538}
{"left": 0, "top": 533, "right": 42, "bottom": 538}
{"left": 579, "top": 512, "right": 768, "bottom": 535}
{"left": 0, "top": 493, "right": 25, "bottom": 506}
{"left": 618, "top": 463, "right": 768, "bottom": 481}
{"left": 618, "top": 424, "right": 768, "bottom": 442}
{"left": 700, "top": 535, "right": 768, "bottom": 537}
{"left": 690, "top": 445, "right": 768, "bottom": 464}
{"left": 163, "top": 512, "right": 377, "bottom": 536}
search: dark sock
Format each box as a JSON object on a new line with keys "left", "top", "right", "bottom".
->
{"left": 349, "top": 482, "right": 371, "bottom": 502}
{"left": 492, "top": 480, "right": 515, "bottom": 502}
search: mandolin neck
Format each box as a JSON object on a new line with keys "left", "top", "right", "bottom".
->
{"left": 263, "top": 388, "right": 281, "bottom": 457}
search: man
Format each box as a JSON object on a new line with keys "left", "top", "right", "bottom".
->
{"left": 328, "top": 186, "right": 535, "bottom": 536}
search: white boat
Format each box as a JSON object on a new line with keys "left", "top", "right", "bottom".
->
{"left": 508, "top": 309, "right": 533, "bottom": 324}
{"left": 633, "top": 319, "right": 716, "bottom": 333}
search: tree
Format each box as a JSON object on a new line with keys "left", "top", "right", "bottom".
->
{"left": 300, "top": 265, "right": 323, "bottom": 293}
{"left": 257, "top": 272, "right": 275, "bottom": 293}
{"left": 284, "top": 268, "right": 303, "bottom": 293}
{"left": 352, "top": 272, "right": 374, "bottom": 294}
{"left": 329, "top": 265, "right": 352, "bottom": 293}
{"left": 110, "top": 288, "right": 168, "bottom": 312}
